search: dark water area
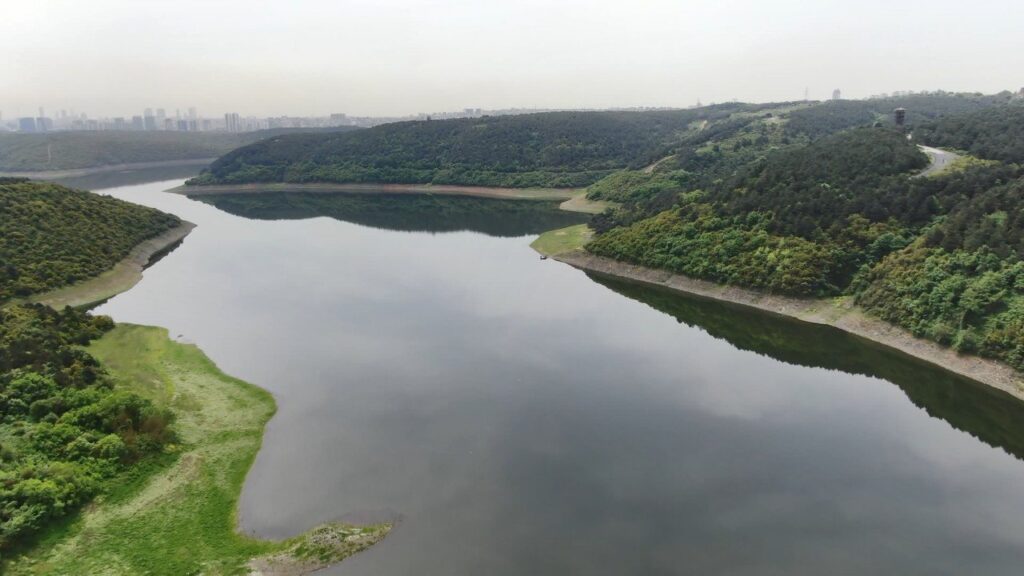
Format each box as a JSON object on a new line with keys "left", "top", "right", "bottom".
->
{"left": 88, "top": 172, "right": 1024, "bottom": 575}
{"left": 190, "top": 191, "right": 589, "bottom": 236}
{"left": 595, "top": 275, "right": 1024, "bottom": 462}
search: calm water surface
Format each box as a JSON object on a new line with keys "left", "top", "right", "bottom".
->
{"left": 84, "top": 175, "right": 1024, "bottom": 575}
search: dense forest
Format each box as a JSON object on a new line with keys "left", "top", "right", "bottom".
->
{"left": 782, "top": 93, "right": 1009, "bottom": 139}
{"left": 0, "top": 179, "right": 181, "bottom": 301}
{"left": 188, "top": 104, "right": 792, "bottom": 188}
{"left": 584, "top": 95, "right": 1024, "bottom": 371}
{"left": 916, "top": 105, "right": 1024, "bottom": 163}
{"left": 0, "top": 127, "right": 359, "bottom": 172}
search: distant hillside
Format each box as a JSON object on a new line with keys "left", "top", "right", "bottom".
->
{"left": 0, "top": 178, "right": 181, "bottom": 300}
{"left": 915, "top": 104, "right": 1024, "bottom": 163}
{"left": 783, "top": 92, "right": 1011, "bottom": 139}
{"left": 189, "top": 104, "right": 792, "bottom": 188}
{"left": 190, "top": 94, "right": 1009, "bottom": 190}
{"left": 0, "top": 127, "right": 360, "bottom": 172}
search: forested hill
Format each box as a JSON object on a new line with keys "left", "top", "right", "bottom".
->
{"left": 0, "top": 178, "right": 181, "bottom": 300}
{"left": 189, "top": 93, "right": 1013, "bottom": 189}
{"left": 782, "top": 92, "right": 1010, "bottom": 138}
{"left": 585, "top": 97, "right": 1024, "bottom": 372}
{"left": 188, "top": 104, "right": 792, "bottom": 188}
{"left": 916, "top": 105, "right": 1024, "bottom": 163}
{"left": 0, "top": 127, "right": 360, "bottom": 173}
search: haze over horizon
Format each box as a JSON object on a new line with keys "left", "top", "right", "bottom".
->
{"left": 2, "top": 0, "right": 1022, "bottom": 119}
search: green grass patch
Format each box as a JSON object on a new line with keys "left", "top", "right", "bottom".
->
{"left": 531, "top": 224, "right": 593, "bottom": 257}
{"left": 4, "top": 324, "right": 389, "bottom": 575}
{"left": 945, "top": 153, "right": 1000, "bottom": 175}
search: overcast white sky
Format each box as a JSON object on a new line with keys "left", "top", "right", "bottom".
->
{"left": 2, "top": 0, "right": 1022, "bottom": 118}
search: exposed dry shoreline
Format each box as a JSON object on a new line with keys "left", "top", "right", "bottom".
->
{"left": 556, "top": 250, "right": 1024, "bottom": 401}
{"left": 28, "top": 221, "right": 196, "bottom": 309}
{"left": 0, "top": 158, "right": 216, "bottom": 180}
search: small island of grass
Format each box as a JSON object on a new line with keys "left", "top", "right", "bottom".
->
{"left": 531, "top": 224, "right": 593, "bottom": 257}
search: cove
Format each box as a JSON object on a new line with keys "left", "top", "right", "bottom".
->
{"left": 84, "top": 173, "right": 1024, "bottom": 576}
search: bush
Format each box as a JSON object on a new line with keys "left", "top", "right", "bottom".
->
{"left": 0, "top": 305, "right": 174, "bottom": 550}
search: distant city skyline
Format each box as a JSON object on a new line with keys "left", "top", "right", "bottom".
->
{"left": 2, "top": 0, "right": 1022, "bottom": 118}
{"left": 9, "top": 88, "right": 1022, "bottom": 134}
{"left": 5, "top": 103, "right": 594, "bottom": 133}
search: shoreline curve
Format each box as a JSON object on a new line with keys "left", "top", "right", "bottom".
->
{"left": 555, "top": 250, "right": 1024, "bottom": 402}
{"left": 28, "top": 221, "right": 196, "bottom": 309}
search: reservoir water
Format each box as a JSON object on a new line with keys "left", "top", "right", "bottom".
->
{"left": 82, "top": 174, "right": 1024, "bottom": 575}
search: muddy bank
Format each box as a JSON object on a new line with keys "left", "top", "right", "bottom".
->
{"left": 555, "top": 251, "right": 1024, "bottom": 401}
{"left": 0, "top": 158, "right": 216, "bottom": 180}
{"left": 30, "top": 221, "right": 196, "bottom": 309}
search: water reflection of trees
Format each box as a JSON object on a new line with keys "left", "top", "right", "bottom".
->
{"left": 593, "top": 274, "right": 1024, "bottom": 461}
{"left": 194, "top": 192, "right": 589, "bottom": 237}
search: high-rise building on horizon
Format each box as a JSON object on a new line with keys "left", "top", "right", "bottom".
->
{"left": 832, "top": 89, "right": 841, "bottom": 100}
{"left": 143, "top": 108, "right": 157, "bottom": 130}
{"left": 224, "top": 112, "right": 241, "bottom": 133}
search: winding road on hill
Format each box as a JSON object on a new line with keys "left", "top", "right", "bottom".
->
{"left": 917, "top": 145, "right": 961, "bottom": 177}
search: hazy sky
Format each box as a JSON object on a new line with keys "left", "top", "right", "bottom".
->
{"left": 2, "top": 0, "right": 1022, "bottom": 118}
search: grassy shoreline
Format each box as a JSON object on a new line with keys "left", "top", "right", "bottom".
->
{"left": 531, "top": 224, "right": 593, "bottom": 256}
{"left": 4, "top": 324, "right": 390, "bottom": 575}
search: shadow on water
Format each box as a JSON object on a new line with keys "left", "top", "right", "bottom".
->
{"left": 590, "top": 272, "right": 1024, "bottom": 462}
{"left": 190, "top": 191, "right": 590, "bottom": 237}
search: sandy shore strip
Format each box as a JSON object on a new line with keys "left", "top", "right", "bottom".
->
{"left": 28, "top": 221, "right": 196, "bottom": 309}
{"left": 555, "top": 250, "right": 1024, "bottom": 401}
{"left": 0, "top": 158, "right": 216, "bottom": 180}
